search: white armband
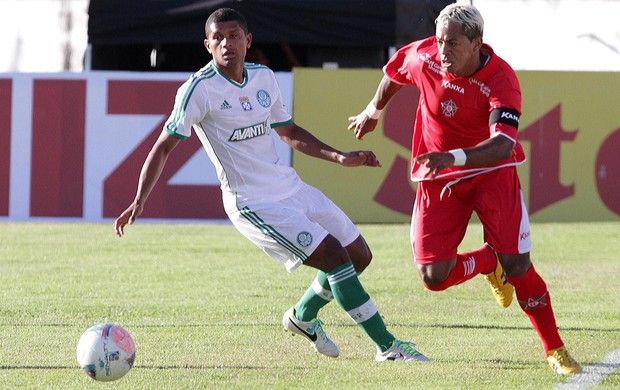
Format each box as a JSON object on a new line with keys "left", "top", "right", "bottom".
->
{"left": 449, "top": 148, "right": 467, "bottom": 166}
{"left": 364, "top": 102, "right": 382, "bottom": 120}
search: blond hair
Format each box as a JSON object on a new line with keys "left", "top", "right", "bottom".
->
{"left": 436, "top": 4, "right": 484, "bottom": 41}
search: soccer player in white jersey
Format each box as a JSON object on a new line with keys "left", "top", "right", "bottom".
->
{"left": 114, "top": 8, "right": 429, "bottom": 362}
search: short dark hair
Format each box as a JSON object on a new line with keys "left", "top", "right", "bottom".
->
{"left": 205, "top": 8, "right": 248, "bottom": 37}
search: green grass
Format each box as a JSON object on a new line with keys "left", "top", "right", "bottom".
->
{"left": 1, "top": 222, "right": 619, "bottom": 389}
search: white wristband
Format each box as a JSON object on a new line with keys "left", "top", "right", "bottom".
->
{"left": 364, "top": 102, "right": 382, "bottom": 120}
{"left": 449, "top": 148, "right": 467, "bottom": 166}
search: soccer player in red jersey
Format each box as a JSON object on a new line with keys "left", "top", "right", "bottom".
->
{"left": 348, "top": 3, "right": 582, "bottom": 374}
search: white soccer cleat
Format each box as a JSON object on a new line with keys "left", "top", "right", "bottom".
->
{"left": 375, "top": 339, "right": 430, "bottom": 362}
{"left": 282, "top": 306, "right": 340, "bottom": 358}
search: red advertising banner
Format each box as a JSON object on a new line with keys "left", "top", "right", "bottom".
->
{"left": 0, "top": 72, "right": 292, "bottom": 222}
{"left": 0, "top": 79, "right": 10, "bottom": 216}
{"left": 30, "top": 79, "right": 86, "bottom": 217}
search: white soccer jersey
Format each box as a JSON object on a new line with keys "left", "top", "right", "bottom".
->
{"left": 164, "top": 61, "right": 302, "bottom": 213}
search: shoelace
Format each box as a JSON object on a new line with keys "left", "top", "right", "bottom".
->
{"left": 488, "top": 265, "right": 507, "bottom": 289}
{"left": 394, "top": 341, "right": 421, "bottom": 356}
{"left": 308, "top": 319, "right": 329, "bottom": 342}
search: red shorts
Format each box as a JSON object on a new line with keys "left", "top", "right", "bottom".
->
{"left": 411, "top": 167, "right": 532, "bottom": 264}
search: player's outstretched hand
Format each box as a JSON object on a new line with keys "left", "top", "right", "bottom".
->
{"left": 347, "top": 112, "right": 378, "bottom": 140}
{"left": 114, "top": 203, "right": 143, "bottom": 238}
{"left": 339, "top": 151, "right": 381, "bottom": 168}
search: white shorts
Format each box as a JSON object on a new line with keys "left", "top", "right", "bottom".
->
{"left": 228, "top": 183, "right": 360, "bottom": 272}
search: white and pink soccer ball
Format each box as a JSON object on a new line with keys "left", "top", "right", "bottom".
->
{"left": 76, "top": 323, "right": 136, "bottom": 381}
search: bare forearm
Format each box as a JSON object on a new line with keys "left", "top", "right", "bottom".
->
{"left": 461, "top": 135, "right": 514, "bottom": 166}
{"left": 115, "top": 131, "right": 179, "bottom": 236}
{"left": 372, "top": 76, "right": 403, "bottom": 110}
{"left": 276, "top": 123, "right": 381, "bottom": 168}
{"left": 416, "top": 134, "right": 515, "bottom": 179}
{"left": 279, "top": 125, "right": 342, "bottom": 163}
{"left": 133, "top": 150, "right": 168, "bottom": 205}
{"left": 291, "top": 136, "right": 341, "bottom": 163}
{"left": 133, "top": 132, "right": 180, "bottom": 206}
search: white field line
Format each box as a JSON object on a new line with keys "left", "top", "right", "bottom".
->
{"left": 553, "top": 348, "right": 620, "bottom": 390}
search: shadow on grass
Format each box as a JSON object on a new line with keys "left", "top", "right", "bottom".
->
{"left": 1, "top": 322, "right": 617, "bottom": 333}
{"left": 392, "top": 323, "right": 620, "bottom": 333}
{"left": 0, "top": 364, "right": 294, "bottom": 371}
{"left": 139, "top": 365, "right": 273, "bottom": 370}
{"left": 478, "top": 359, "right": 541, "bottom": 370}
{"left": 0, "top": 365, "right": 76, "bottom": 370}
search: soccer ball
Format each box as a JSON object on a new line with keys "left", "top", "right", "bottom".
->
{"left": 76, "top": 323, "right": 136, "bottom": 381}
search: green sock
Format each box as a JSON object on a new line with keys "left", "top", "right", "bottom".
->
{"left": 294, "top": 271, "right": 333, "bottom": 321}
{"left": 327, "top": 262, "right": 395, "bottom": 352}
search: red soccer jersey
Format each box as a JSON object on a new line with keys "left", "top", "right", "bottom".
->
{"left": 384, "top": 37, "right": 526, "bottom": 181}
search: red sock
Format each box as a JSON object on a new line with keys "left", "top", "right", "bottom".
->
{"left": 506, "top": 265, "right": 564, "bottom": 354}
{"left": 426, "top": 245, "right": 496, "bottom": 291}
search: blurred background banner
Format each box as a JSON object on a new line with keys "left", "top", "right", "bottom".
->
{"left": 0, "top": 72, "right": 292, "bottom": 222}
{"left": 1, "top": 70, "right": 618, "bottom": 222}
{"left": 292, "top": 68, "right": 620, "bottom": 223}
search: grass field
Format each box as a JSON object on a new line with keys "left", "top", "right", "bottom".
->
{"left": 1, "top": 221, "right": 619, "bottom": 389}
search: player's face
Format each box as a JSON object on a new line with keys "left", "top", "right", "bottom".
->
{"left": 436, "top": 21, "right": 482, "bottom": 78}
{"left": 204, "top": 20, "right": 252, "bottom": 71}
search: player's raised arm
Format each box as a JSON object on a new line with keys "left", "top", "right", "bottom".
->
{"left": 347, "top": 75, "right": 403, "bottom": 140}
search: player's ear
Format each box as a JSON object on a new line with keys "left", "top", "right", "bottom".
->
{"left": 246, "top": 32, "right": 252, "bottom": 49}
{"left": 204, "top": 38, "right": 211, "bottom": 53}
{"left": 473, "top": 36, "right": 483, "bottom": 51}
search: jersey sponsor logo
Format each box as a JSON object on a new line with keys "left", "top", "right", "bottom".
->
{"left": 441, "top": 80, "right": 464, "bottom": 94}
{"left": 417, "top": 53, "right": 444, "bottom": 76}
{"left": 469, "top": 78, "right": 490, "bottom": 97}
{"left": 228, "top": 121, "right": 269, "bottom": 142}
{"left": 219, "top": 100, "right": 232, "bottom": 110}
{"left": 501, "top": 110, "right": 520, "bottom": 124}
{"left": 239, "top": 96, "right": 253, "bottom": 111}
{"left": 441, "top": 100, "right": 458, "bottom": 118}
{"left": 490, "top": 107, "right": 521, "bottom": 129}
{"left": 297, "top": 231, "right": 313, "bottom": 247}
{"left": 256, "top": 89, "right": 271, "bottom": 108}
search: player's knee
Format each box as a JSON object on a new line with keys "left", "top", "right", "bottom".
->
{"left": 354, "top": 251, "right": 372, "bottom": 274}
{"left": 311, "top": 235, "right": 350, "bottom": 272}
{"left": 421, "top": 276, "right": 450, "bottom": 291}
{"left": 417, "top": 264, "right": 451, "bottom": 291}
{"left": 347, "top": 237, "right": 372, "bottom": 273}
{"left": 498, "top": 253, "right": 531, "bottom": 277}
